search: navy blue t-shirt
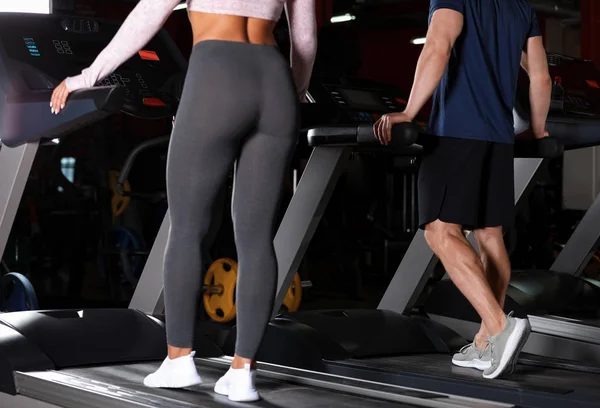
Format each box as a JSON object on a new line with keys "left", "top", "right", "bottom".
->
{"left": 428, "top": 0, "right": 541, "bottom": 144}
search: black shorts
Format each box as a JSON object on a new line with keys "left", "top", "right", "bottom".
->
{"left": 418, "top": 136, "right": 514, "bottom": 230}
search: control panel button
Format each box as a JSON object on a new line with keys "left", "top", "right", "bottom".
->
{"left": 139, "top": 50, "right": 160, "bottom": 61}
{"left": 143, "top": 98, "right": 167, "bottom": 107}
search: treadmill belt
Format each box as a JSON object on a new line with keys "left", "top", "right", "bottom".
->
{"left": 329, "top": 354, "right": 600, "bottom": 395}
{"left": 15, "top": 362, "right": 430, "bottom": 408}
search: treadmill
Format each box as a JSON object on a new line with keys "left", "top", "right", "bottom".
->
{"left": 0, "top": 12, "right": 500, "bottom": 408}
{"left": 213, "top": 76, "right": 600, "bottom": 406}
{"left": 424, "top": 53, "right": 600, "bottom": 366}
{"left": 133, "top": 72, "right": 600, "bottom": 406}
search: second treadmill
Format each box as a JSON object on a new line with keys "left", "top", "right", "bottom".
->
{"left": 221, "top": 67, "right": 600, "bottom": 407}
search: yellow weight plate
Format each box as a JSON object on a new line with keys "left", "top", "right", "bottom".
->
{"left": 282, "top": 272, "right": 302, "bottom": 312}
{"left": 108, "top": 170, "right": 131, "bottom": 217}
{"left": 203, "top": 258, "right": 237, "bottom": 322}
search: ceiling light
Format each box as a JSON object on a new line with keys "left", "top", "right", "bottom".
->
{"left": 330, "top": 13, "right": 356, "bottom": 23}
{"left": 0, "top": 0, "right": 51, "bottom": 14}
{"left": 411, "top": 37, "right": 426, "bottom": 45}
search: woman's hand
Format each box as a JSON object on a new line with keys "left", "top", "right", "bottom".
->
{"left": 373, "top": 111, "right": 413, "bottom": 145}
{"left": 50, "top": 80, "right": 71, "bottom": 115}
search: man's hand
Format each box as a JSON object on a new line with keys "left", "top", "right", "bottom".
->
{"left": 536, "top": 130, "right": 550, "bottom": 139}
{"left": 50, "top": 80, "right": 71, "bottom": 115}
{"left": 373, "top": 111, "right": 413, "bottom": 145}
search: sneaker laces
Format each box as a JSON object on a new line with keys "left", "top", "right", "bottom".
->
{"left": 485, "top": 337, "right": 497, "bottom": 364}
{"left": 459, "top": 343, "right": 474, "bottom": 355}
{"left": 477, "top": 340, "right": 491, "bottom": 359}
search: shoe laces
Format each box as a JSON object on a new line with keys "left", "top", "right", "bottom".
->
{"left": 477, "top": 340, "right": 492, "bottom": 359}
{"left": 484, "top": 337, "right": 498, "bottom": 364}
{"left": 459, "top": 343, "right": 474, "bottom": 355}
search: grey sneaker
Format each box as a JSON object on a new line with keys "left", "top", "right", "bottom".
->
{"left": 452, "top": 341, "right": 492, "bottom": 370}
{"left": 483, "top": 312, "right": 531, "bottom": 379}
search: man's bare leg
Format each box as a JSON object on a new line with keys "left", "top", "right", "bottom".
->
{"left": 424, "top": 220, "right": 506, "bottom": 336}
{"left": 472, "top": 227, "right": 512, "bottom": 346}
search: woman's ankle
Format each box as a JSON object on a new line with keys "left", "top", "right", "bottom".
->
{"left": 168, "top": 345, "right": 193, "bottom": 360}
{"left": 231, "top": 354, "right": 256, "bottom": 370}
{"left": 474, "top": 333, "right": 487, "bottom": 347}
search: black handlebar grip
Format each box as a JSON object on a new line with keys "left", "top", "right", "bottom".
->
{"left": 357, "top": 123, "right": 420, "bottom": 147}
{"left": 514, "top": 137, "right": 564, "bottom": 158}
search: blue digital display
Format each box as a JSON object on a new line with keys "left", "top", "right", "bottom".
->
{"left": 23, "top": 37, "right": 40, "bottom": 57}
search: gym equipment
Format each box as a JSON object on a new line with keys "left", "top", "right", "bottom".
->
{"left": 202, "top": 258, "right": 237, "bottom": 322}
{"left": 425, "top": 53, "right": 600, "bottom": 366}
{"left": 0, "top": 14, "right": 490, "bottom": 408}
{"left": 282, "top": 271, "right": 304, "bottom": 312}
{"left": 0, "top": 272, "right": 39, "bottom": 312}
{"left": 98, "top": 137, "right": 172, "bottom": 294}
{"left": 0, "top": 10, "right": 220, "bottom": 399}
{"left": 108, "top": 170, "right": 131, "bottom": 217}
{"left": 131, "top": 73, "right": 599, "bottom": 407}
{"left": 202, "top": 258, "right": 308, "bottom": 322}
{"left": 98, "top": 226, "right": 146, "bottom": 286}
{"left": 213, "top": 74, "right": 600, "bottom": 407}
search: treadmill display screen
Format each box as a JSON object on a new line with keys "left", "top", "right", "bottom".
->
{"left": 341, "top": 88, "right": 386, "bottom": 110}
{"left": 22, "top": 37, "right": 40, "bottom": 57}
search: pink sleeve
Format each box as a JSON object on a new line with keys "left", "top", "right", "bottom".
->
{"left": 65, "top": 0, "right": 181, "bottom": 92}
{"left": 285, "top": 0, "right": 318, "bottom": 102}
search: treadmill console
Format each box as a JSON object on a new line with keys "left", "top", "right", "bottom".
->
{"left": 515, "top": 53, "right": 600, "bottom": 149}
{"left": 305, "top": 79, "right": 418, "bottom": 126}
{"left": 323, "top": 84, "right": 406, "bottom": 123}
{"left": 0, "top": 14, "right": 187, "bottom": 119}
{"left": 546, "top": 53, "right": 600, "bottom": 116}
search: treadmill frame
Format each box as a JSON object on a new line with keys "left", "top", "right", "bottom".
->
{"left": 0, "top": 143, "right": 40, "bottom": 262}
{"left": 0, "top": 357, "right": 510, "bottom": 408}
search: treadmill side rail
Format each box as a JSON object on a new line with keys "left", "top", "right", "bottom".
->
{"left": 0, "top": 323, "right": 54, "bottom": 395}
{"left": 0, "top": 310, "right": 168, "bottom": 371}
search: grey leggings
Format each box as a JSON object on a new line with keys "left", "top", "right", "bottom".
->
{"left": 163, "top": 40, "right": 299, "bottom": 358}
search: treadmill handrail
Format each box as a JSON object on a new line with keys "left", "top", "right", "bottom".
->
{"left": 307, "top": 123, "right": 420, "bottom": 148}
{"left": 0, "top": 86, "right": 125, "bottom": 148}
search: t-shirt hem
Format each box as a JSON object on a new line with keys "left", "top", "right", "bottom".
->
{"left": 430, "top": 132, "right": 515, "bottom": 145}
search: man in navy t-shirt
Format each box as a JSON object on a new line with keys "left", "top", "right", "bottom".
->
{"left": 374, "top": 0, "right": 552, "bottom": 379}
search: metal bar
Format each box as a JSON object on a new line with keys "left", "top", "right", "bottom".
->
{"left": 551, "top": 189, "right": 600, "bottom": 275}
{"left": 0, "top": 143, "right": 39, "bottom": 261}
{"left": 272, "top": 146, "right": 351, "bottom": 316}
{"left": 128, "top": 213, "right": 169, "bottom": 314}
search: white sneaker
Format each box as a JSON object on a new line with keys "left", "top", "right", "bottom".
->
{"left": 214, "top": 364, "right": 260, "bottom": 402}
{"left": 143, "top": 351, "right": 202, "bottom": 388}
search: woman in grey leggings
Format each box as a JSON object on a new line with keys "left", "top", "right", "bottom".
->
{"left": 51, "top": 0, "right": 317, "bottom": 402}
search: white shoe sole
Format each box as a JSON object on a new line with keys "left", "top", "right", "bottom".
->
{"left": 483, "top": 319, "right": 531, "bottom": 379}
{"left": 143, "top": 376, "right": 202, "bottom": 389}
{"left": 213, "top": 383, "right": 229, "bottom": 396}
{"left": 214, "top": 381, "right": 260, "bottom": 402}
{"left": 452, "top": 359, "right": 492, "bottom": 370}
{"left": 229, "top": 390, "right": 260, "bottom": 402}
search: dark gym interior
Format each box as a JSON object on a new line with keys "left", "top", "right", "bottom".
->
{"left": 1, "top": 1, "right": 600, "bottom": 407}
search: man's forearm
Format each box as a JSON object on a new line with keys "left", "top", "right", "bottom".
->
{"left": 529, "top": 75, "right": 552, "bottom": 138}
{"left": 404, "top": 45, "right": 451, "bottom": 119}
